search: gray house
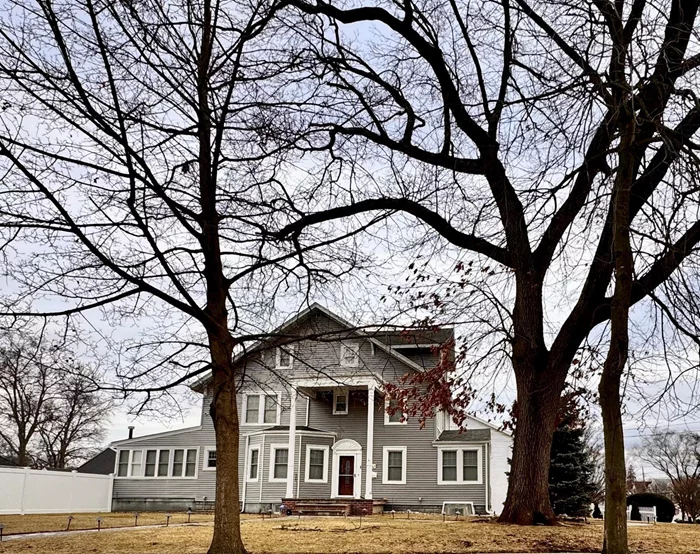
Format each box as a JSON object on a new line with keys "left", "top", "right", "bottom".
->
{"left": 110, "top": 304, "right": 512, "bottom": 515}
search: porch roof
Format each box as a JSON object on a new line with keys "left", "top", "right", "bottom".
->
{"left": 436, "top": 429, "right": 491, "bottom": 442}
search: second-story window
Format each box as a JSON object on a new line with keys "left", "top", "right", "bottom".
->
{"left": 333, "top": 389, "right": 348, "bottom": 415}
{"left": 244, "top": 393, "right": 280, "bottom": 425}
{"left": 276, "top": 346, "right": 294, "bottom": 369}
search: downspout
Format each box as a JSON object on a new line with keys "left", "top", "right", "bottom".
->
{"left": 305, "top": 397, "right": 310, "bottom": 427}
{"left": 296, "top": 434, "right": 302, "bottom": 498}
{"left": 259, "top": 435, "right": 265, "bottom": 505}
{"left": 241, "top": 434, "right": 250, "bottom": 513}
{"left": 484, "top": 443, "right": 489, "bottom": 513}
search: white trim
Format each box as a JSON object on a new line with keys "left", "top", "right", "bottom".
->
{"left": 269, "top": 445, "right": 289, "bottom": 483}
{"left": 241, "top": 392, "right": 282, "bottom": 426}
{"left": 340, "top": 342, "right": 360, "bottom": 367}
{"left": 365, "top": 384, "right": 375, "bottom": 499}
{"left": 202, "top": 447, "right": 217, "bottom": 471}
{"left": 384, "top": 395, "right": 408, "bottom": 425}
{"left": 291, "top": 376, "right": 381, "bottom": 389}
{"left": 286, "top": 387, "right": 298, "bottom": 498}
{"left": 245, "top": 429, "right": 336, "bottom": 439}
{"left": 115, "top": 447, "right": 199, "bottom": 480}
{"left": 247, "top": 445, "right": 261, "bottom": 482}
{"left": 382, "top": 446, "right": 407, "bottom": 485}
{"left": 437, "top": 446, "right": 483, "bottom": 485}
{"left": 304, "top": 444, "right": 329, "bottom": 483}
{"left": 275, "top": 345, "right": 294, "bottom": 369}
{"left": 332, "top": 388, "right": 349, "bottom": 415}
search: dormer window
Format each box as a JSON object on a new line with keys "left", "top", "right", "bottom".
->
{"left": 276, "top": 346, "right": 294, "bottom": 369}
{"left": 333, "top": 389, "right": 349, "bottom": 415}
{"left": 340, "top": 343, "right": 360, "bottom": 367}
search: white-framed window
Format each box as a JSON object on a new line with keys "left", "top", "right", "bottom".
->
{"left": 248, "top": 446, "right": 260, "bottom": 482}
{"left": 384, "top": 395, "right": 407, "bottom": 425}
{"left": 276, "top": 346, "right": 294, "bottom": 369}
{"left": 116, "top": 448, "right": 199, "bottom": 479}
{"left": 333, "top": 388, "right": 349, "bottom": 415}
{"left": 242, "top": 392, "right": 281, "bottom": 425}
{"left": 269, "top": 445, "right": 289, "bottom": 482}
{"left": 202, "top": 447, "right": 216, "bottom": 471}
{"left": 304, "top": 444, "right": 329, "bottom": 483}
{"left": 340, "top": 343, "right": 360, "bottom": 367}
{"left": 382, "top": 446, "right": 407, "bottom": 484}
{"left": 437, "top": 447, "right": 482, "bottom": 485}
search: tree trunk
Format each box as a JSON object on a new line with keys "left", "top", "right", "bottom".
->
{"left": 498, "top": 370, "right": 562, "bottom": 524}
{"left": 208, "top": 358, "right": 246, "bottom": 554}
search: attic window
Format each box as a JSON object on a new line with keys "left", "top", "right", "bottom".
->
{"left": 340, "top": 343, "right": 360, "bottom": 367}
{"left": 333, "top": 389, "right": 348, "bottom": 415}
{"left": 276, "top": 346, "right": 294, "bottom": 369}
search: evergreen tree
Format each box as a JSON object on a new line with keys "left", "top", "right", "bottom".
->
{"left": 548, "top": 396, "right": 597, "bottom": 517}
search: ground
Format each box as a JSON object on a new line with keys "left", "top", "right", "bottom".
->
{"left": 2, "top": 515, "right": 700, "bottom": 553}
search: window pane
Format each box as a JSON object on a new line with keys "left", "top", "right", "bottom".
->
{"left": 335, "top": 394, "right": 347, "bottom": 413}
{"left": 264, "top": 395, "right": 277, "bottom": 424}
{"left": 387, "top": 450, "right": 403, "bottom": 481}
{"left": 388, "top": 398, "right": 403, "bottom": 423}
{"left": 309, "top": 449, "right": 324, "bottom": 480}
{"left": 278, "top": 348, "right": 292, "bottom": 367}
{"left": 274, "top": 448, "right": 288, "bottom": 479}
{"left": 118, "top": 450, "right": 129, "bottom": 476}
{"left": 249, "top": 449, "right": 259, "bottom": 479}
{"left": 145, "top": 450, "right": 157, "bottom": 477}
{"left": 246, "top": 395, "right": 260, "bottom": 424}
{"left": 463, "top": 450, "right": 478, "bottom": 481}
{"left": 185, "top": 449, "right": 197, "bottom": 476}
{"left": 442, "top": 451, "right": 457, "bottom": 481}
{"left": 130, "top": 450, "right": 142, "bottom": 477}
{"left": 158, "top": 450, "right": 170, "bottom": 477}
{"left": 207, "top": 450, "right": 217, "bottom": 468}
{"left": 341, "top": 344, "right": 359, "bottom": 366}
{"left": 173, "top": 449, "right": 184, "bottom": 477}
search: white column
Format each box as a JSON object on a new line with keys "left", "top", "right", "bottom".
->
{"left": 365, "top": 384, "right": 375, "bottom": 499}
{"left": 286, "top": 386, "right": 298, "bottom": 499}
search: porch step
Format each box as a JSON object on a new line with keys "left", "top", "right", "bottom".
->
{"left": 292, "top": 501, "right": 350, "bottom": 516}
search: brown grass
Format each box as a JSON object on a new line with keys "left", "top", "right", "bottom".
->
{"left": 2, "top": 516, "right": 700, "bottom": 553}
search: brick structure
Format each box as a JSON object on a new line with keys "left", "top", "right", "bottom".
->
{"left": 281, "top": 498, "right": 385, "bottom": 516}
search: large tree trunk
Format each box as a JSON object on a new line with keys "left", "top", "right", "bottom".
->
{"left": 498, "top": 367, "right": 563, "bottom": 524}
{"left": 208, "top": 355, "right": 246, "bottom": 554}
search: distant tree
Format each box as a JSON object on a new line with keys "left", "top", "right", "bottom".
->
{"left": 626, "top": 465, "right": 639, "bottom": 494}
{"left": 671, "top": 477, "right": 700, "bottom": 522}
{"left": 0, "top": 328, "right": 109, "bottom": 467}
{"left": 548, "top": 398, "right": 596, "bottom": 516}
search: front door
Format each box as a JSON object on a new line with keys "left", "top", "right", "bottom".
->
{"left": 338, "top": 455, "right": 354, "bottom": 496}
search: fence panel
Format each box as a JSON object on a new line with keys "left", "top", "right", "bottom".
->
{"left": 0, "top": 467, "right": 113, "bottom": 514}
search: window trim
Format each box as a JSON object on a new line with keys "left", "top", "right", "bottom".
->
{"left": 339, "top": 342, "right": 360, "bottom": 367}
{"left": 384, "top": 395, "right": 408, "bottom": 425}
{"left": 332, "top": 388, "right": 349, "bottom": 415}
{"left": 275, "top": 345, "right": 294, "bottom": 369}
{"left": 269, "top": 445, "right": 290, "bottom": 483}
{"left": 382, "top": 446, "right": 407, "bottom": 485}
{"left": 241, "top": 392, "right": 282, "bottom": 426}
{"left": 114, "top": 447, "right": 199, "bottom": 480}
{"left": 437, "top": 446, "right": 482, "bottom": 485}
{"left": 304, "top": 444, "right": 329, "bottom": 483}
{"left": 203, "top": 446, "right": 217, "bottom": 471}
{"left": 247, "top": 446, "right": 261, "bottom": 482}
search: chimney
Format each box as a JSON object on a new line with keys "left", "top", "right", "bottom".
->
{"left": 128, "top": 426, "right": 135, "bottom": 439}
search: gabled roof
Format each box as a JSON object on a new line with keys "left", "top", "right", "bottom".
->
{"left": 190, "top": 302, "right": 454, "bottom": 393}
{"left": 437, "top": 429, "right": 491, "bottom": 442}
{"left": 78, "top": 448, "right": 116, "bottom": 475}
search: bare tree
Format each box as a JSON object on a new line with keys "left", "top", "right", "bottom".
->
{"left": 268, "top": 0, "right": 700, "bottom": 527}
{"left": 672, "top": 477, "right": 700, "bottom": 522}
{"left": 0, "top": 0, "right": 369, "bottom": 551}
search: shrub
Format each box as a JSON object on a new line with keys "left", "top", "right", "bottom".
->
{"left": 627, "top": 493, "right": 676, "bottom": 523}
{"left": 592, "top": 504, "right": 603, "bottom": 519}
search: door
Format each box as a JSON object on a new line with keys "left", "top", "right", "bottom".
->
{"left": 338, "top": 455, "right": 355, "bottom": 496}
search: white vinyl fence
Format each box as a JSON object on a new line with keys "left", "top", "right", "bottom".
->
{"left": 0, "top": 467, "right": 114, "bottom": 514}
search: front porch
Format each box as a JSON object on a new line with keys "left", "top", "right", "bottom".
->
{"left": 281, "top": 498, "right": 387, "bottom": 516}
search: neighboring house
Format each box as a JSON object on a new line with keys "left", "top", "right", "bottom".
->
{"left": 109, "top": 303, "right": 513, "bottom": 515}
{"left": 78, "top": 448, "right": 117, "bottom": 475}
{"left": 0, "top": 454, "right": 18, "bottom": 467}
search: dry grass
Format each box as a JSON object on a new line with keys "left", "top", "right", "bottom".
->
{"left": 2, "top": 516, "right": 700, "bottom": 553}
{"left": 0, "top": 512, "right": 219, "bottom": 535}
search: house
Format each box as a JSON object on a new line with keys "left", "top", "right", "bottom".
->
{"left": 109, "top": 303, "right": 513, "bottom": 515}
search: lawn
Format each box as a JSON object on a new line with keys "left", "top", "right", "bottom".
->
{"left": 2, "top": 516, "right": 700, "bottom": 553}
